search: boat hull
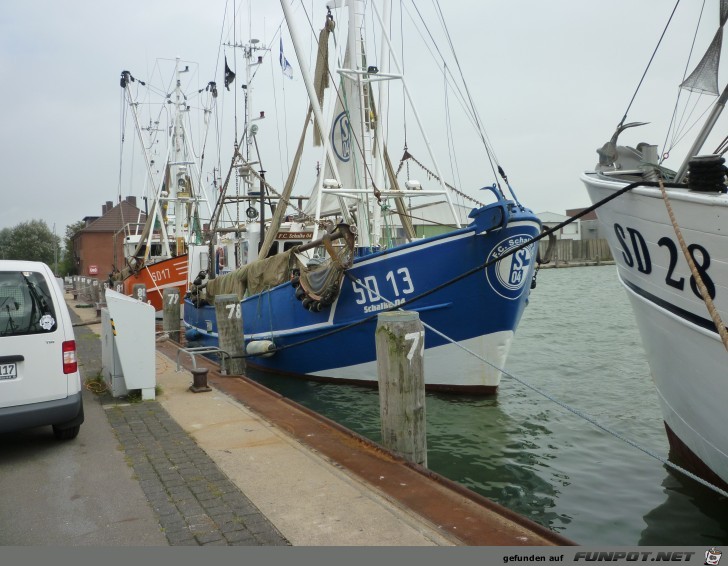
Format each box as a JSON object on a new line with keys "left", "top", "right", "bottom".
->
{"left": 121, "top": 256, "right": 189, "bottom": 312}
{"left": 583, "top": 172, "right": 728, "bottom": 488}
{"left": 184, "top": 211, "right": 541, "bottom": 393}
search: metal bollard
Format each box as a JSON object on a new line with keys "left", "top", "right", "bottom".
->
{"left": 189, "top": 367, "right": 212, "bottom": 393}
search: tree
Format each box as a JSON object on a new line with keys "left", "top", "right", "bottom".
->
{"left": 59, "top": 221, "right": 85, "bottom": 276}
{"left": 0, "top": 220, "right": 60, "bottom": 267}
{"left": 0, "top": 227, "right": 11, "bottom": 259}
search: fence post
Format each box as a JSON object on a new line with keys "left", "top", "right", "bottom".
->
{"left": 132, "top": 283, "right": 147, "bottom": 304}
{"left": 214, "top": 294, "right": 245, "bottom": 376}
{"left": 375, "top": 311, "right": 427, "bottom": 467}
{"left": 91, "top": 279, "right": 100, "bottom": 303}
{"left": 163, "top": 287, "right": 181, "bottom": 342}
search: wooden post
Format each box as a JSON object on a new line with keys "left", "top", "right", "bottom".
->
{"left": 163, "top": 287, "right": 181, "bottom": 342}
{"left": 375, "top": 311, "right": 427, "bottom": 467}
{"left": 132, "top": 283, "right": 147, "bottom": 304}
{"left": 72, "top": 276, "right": 78, "bottom": 300}
{"left": 91, "top": 279, "right": 100, "bottom": 303}
{"left": 214, "top": 294, "right": 245, "bottom": 375}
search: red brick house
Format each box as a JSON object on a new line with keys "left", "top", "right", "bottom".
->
{"left": 72, "top": 197, "right": 146, "bottom": 279}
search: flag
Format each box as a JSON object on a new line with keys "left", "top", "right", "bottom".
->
{"left": 280, "top": 38, "right": 293, "bottom": 79}
{"left": 224, "top": 57, "right": 235, "bottom": 90}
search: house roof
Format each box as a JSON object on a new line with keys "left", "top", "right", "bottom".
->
{"left": 80, "top": 201, "right": 146, "bottom": 233}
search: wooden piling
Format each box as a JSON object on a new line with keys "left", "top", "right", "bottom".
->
{"left": 213, "top": 294, "right": 245, "bottom": 375}
{"left": 163, "top": 287, "right": 181, "bottom": 342}
{"left": 375, "top": 311, "right": 427, "bottom": 467}
{"left": 132, "top": 283, "right": 147, "bottom": 304}
{"left": 91, "top": 279, "right": 100, "bottom": 303}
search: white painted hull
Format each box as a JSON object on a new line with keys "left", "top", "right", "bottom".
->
{"left": 305, "top": 330, "right": 514, "bottom": 389}
{"left": 583, "top": 172, "right": 728, "bottom": 487}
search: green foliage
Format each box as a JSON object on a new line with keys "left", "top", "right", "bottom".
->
{"left": 0, "top": 219, "right": 86, "bottom": 276}
{"left": 60, "top": 220, "right": 85, "bottom": 276}
{"left": 0, "top": 220, "right": 60, "bottom": 266}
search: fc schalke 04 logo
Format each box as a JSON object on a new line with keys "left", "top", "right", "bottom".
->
{"left": 331, "top": 111, "right": 351, "bottom": 162}
{"left": 485, "top": 234, "right": 535, "bottom": 300}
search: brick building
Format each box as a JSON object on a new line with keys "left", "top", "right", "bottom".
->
{"left": 72, "top": 197, "right": 146, "bottom": 279}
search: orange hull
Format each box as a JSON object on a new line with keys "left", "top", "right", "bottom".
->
{"left": 122, "top": 256, "right": 188, "bottom": 312}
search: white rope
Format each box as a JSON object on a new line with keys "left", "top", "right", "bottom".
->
{"left": 351, "top": 274, "right": 728, "bottom": 499}
{"left": 658, "top": 178, "right": 728, "bottom": 351}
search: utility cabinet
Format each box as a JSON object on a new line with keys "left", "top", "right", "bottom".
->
{"left": 101, "top": 307, "right": 128, "bottom": 397}
{"left": 101, "top": 289, "right": 156, "bottom": 400}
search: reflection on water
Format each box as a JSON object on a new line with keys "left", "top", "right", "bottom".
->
{"left": 244, "top": 265, "right": 728, "bottom": 544}
{"left": 640, "top": 460, "right": 728, "bottom": 545}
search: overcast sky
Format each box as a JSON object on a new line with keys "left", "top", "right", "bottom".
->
{"left": 0, "top": 0, "right": 720, "bottom": 236}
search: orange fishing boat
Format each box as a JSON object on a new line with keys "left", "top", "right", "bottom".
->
{"left": 113, "top": 58, "right": 214, "bottom": 312}
{"left": 121, "top": 255, "right": 189, "bottom": 312}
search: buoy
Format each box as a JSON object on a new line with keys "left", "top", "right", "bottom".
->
{"left": 246, "top": 340, "right": 276, "bottom": 358}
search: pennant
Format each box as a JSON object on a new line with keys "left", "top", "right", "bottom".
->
{"left": 224, "top": 57, "right": 236, "bottom": 90}
{"left": 280, "top": 38, "right": 293, "bottom": 79}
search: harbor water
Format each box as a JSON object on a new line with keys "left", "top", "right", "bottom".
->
{"left": 245, "top": 265, "right": 727, "bottom": 545}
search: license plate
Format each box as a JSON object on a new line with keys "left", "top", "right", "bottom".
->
{"left": 0, "top": 363, "right": 17, "bottom": 380}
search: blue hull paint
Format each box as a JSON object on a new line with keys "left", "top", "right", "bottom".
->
{"left": 183, "top": 202, "right": 540, "bottom": 390}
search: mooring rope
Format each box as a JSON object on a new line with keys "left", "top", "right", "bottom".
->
{"left": 208, "top": 176, "right": 728, "bottom": 495}
{"left": 658, "top": 178, "right": 728, "bottom": 351}
{"left": 236, "top": 179, "right": 656, "bottom": 356}
{"left": 344, "top": 274, "right": 728, "bottom": 500}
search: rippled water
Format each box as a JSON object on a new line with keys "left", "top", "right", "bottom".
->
{"left": 245, "top": 265, "right": 728, "bottom": 545}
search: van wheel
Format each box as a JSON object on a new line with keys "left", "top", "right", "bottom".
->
{"left": 53, "top": 425, "right": 80, "bottom": 440}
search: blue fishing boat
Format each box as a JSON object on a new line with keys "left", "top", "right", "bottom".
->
{"left": 183, "top": 0, "right": 541, "bottom": 393}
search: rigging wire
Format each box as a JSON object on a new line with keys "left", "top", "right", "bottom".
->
{"left": 341, "top": 266, "right": 728, "bottom": 500}
{"left": 247, "top": 179, "right": 653, "bottom": 360}
{"left": 401, "top": 0, "right": 504, "bottom": 198}
{"left": 619, "top": 0, "right": 682, "bottom": 129}
{"left": 399, "top": 0, "right": 408, "bottom": 156}
{"left": 660, "top": 0, "right": 707, "bottom": 164}
{"left": 216, "top": 176, "right": 728, "bottom": 498}
{"left": 270, "top": 28, "right": 291, "bottom": 177}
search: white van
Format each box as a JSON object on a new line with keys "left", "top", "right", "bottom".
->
{"left": 0, "top": 260, "right": 84, "bottom": 439}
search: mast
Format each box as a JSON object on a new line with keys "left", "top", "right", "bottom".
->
{"left": 121, "top": 71, "right": 173, "bottom": 260}
{"left": 168, "top": 58, "right": 191, "bottom": 257}
{"left": 371, "top": 0, "right": 392, "bottom": 247}
{"left": 348, "top": 0, "right": 372, "bottom": 249}
{"left": 674, "top": 84, "right": 728, "bottom": 182}
{"left": 370, "top": 2, "right": 462, "bottom": 228}
{"left": 280, "top": 0, "right": 349, "bottom": 226}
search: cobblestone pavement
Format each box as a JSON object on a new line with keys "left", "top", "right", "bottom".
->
{"left": 72, "top": 308, "right": 290, "bottom": 546}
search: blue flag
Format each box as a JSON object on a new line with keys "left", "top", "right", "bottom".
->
{"left": 280, "top": 38, "right": 293, "bottom": 79}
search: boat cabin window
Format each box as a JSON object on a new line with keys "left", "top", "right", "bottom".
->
{"left": 283, "top": 241, "right": 302, "bottom": 252}
{"left": 264, "top": 242, "right": 279, "bottom": 258}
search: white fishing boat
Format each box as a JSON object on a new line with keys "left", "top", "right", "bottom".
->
{"left": 582, "top": 2, "right": 728, "bottom": 487}
{"left": 183, "top": 0, "right": 542, "bottom": 393}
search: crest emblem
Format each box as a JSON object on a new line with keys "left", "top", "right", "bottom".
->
{"left": 485, "top": 234, "right": 534, "bottom": 300}
{"left": 331, "top": 111, "right": 351, "bottom": 162}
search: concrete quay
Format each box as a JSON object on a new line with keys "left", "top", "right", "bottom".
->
{"left": 69, "top": 296, "right": 574, "bottom": 547}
